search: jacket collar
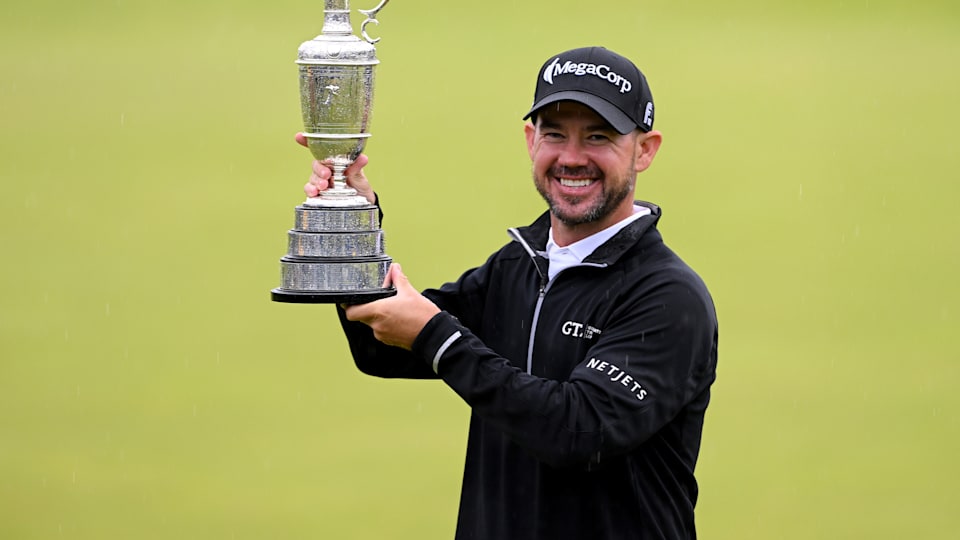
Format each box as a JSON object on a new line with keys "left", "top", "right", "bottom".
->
{"left": 512, "top": 201, "right": 662, "bottom": 265}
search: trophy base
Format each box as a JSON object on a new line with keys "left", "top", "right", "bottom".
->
{"left": 272, "top": 254, "right": 394, "bottom": 305}
{"left": 271, "top": 287, "right": 397, "bottom": 304}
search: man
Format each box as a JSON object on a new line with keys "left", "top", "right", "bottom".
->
{"left": 300, "top": 46, "right": 718, "bottom": 539}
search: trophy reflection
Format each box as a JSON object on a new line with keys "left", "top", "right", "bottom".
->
{"left": 271, "top": 0, "right": 396, "bottom": 304}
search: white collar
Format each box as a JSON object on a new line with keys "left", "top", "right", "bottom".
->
{"left": 545, "top": 204, "right": 651, "bottom": 280}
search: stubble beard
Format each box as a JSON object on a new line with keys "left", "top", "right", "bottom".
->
{"left": 534, "top": 165, "right": 636, "bottom": 227}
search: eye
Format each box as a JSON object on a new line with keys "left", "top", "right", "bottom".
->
{"left": 542, "top": 131, "right": 565, "bottom": 141}
{"left": 587, "top": 132, "right": 611, "bottom": 142}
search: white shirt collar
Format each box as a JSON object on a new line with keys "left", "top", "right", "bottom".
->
{"left": 545, "top": 204, "right": 651, "bottom": 280}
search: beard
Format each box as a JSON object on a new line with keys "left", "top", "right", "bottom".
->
{"left": 534, "top": 164, "right": 636, "bottom": 227}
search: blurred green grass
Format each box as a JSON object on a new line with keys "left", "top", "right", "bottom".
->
{"left": 2, "top": 0, "right": 958, "bottom": 538}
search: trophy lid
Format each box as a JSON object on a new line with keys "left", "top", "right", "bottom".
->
{"left": 297, "top": 0, "right": 379, "bottom": 66}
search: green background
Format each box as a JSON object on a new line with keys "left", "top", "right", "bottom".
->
{"left": 2, "top": 0, "right": 958, "bottom": 537}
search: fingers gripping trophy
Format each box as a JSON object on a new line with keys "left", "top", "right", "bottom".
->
{"left": 271, "top": 0, "right": 396, "bottom": 304}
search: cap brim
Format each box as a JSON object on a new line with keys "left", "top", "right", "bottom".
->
{"left": 523, "top": 91, "right": 638, "bottom": 135}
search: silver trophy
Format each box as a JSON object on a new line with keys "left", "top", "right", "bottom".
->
{"left": 272, "top": 0, "right": 396, "bottom": 304}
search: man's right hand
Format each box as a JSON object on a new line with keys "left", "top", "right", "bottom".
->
{"left": 296, "top": 133, "right": 376, "bottom": 205}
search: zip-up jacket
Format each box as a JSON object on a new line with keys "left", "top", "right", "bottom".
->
{"left": 337, "top": 202, "right": 719, "bottom": 539}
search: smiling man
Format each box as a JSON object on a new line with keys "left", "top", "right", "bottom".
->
{"left": 523, "top": 48, "right": 660, "bottom": 247}
{"left": 303, "top": 46, "right": 719, "bottom": 540}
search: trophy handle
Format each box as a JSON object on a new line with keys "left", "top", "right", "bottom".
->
{"left": 358, "top": 0, "right": 390, "bottom": 44}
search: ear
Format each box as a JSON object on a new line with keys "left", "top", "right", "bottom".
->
{"left": 633, "top": 130, "right": 662, "bottom": 173}
{"left": 524, "top": 122, "right": 536, "bottom": 159}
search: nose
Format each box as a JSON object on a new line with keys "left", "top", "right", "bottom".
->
{"left": 556, "top": 139, "right": 589, "bottom": 167}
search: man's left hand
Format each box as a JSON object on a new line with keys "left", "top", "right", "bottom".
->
{"left": 343, "top": 263, "right": 441, "bottom": 350}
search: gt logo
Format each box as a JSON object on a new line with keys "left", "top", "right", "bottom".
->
{"left": 562, "top": 321, "right": 602, "bottom": 339}
{"left": 562, "top": 321, "right": 584, "bottom": 337}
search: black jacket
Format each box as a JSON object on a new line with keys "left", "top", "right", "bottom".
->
{"left": 338, "top": 202, "right": 718, "bottom": 539}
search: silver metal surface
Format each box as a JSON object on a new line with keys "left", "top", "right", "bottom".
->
{"left": 287, "top": 230, "right": 384, "bottom": 258}
{"left": 272, "top": 1, "right": 393, "bottom": 302}
{"left": 358, "top": 0, "right": 390, "bottom": 43}
{"left": 279, "top": 257, "right": 391, "bottom": 292}
{"left": 294, "top": 205, "right": 379, "bottom": 232}
{"left": 297, "top": 0, "right": 389, "bottom": 204}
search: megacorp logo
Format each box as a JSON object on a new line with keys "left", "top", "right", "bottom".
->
{"left": 543, "top": 57, "right": 633, "bottom": 94}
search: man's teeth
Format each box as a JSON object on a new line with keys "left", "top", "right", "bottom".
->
{"left": 559, "top": 178, "right": 593, "bottom": 187}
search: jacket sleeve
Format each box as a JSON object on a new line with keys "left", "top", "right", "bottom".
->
{"left": 334, "top": 193, "right": 447, "bottom": 379}
{"left": 337, "top": 306, "right": 438, "bottom": 379}
{"left": 336, "top": 251, "right": 496, "bottom": 380}
{"left": 410, "top": 274, "right": 718, "bottom": 469}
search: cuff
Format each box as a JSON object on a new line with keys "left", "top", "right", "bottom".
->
{"left": 411, "top": 311, "right": 464, "bottom": 374}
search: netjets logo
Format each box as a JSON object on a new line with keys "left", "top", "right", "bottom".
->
{"left": 543, "top": 57, "right": 633, "bottom": 94}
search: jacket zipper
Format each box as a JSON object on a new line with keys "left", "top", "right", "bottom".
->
{"left": 508, "top": 228, "right": 546, "bottom": 374}
{"left": 527, "top": 284, "right": 547, "bottom": 374}
{"left": 508, "top": 228, "right": 607, "bottom": 374}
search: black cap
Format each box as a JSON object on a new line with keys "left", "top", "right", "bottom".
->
{"left": 523, "top": 47, "right": 654, "bottom": 134}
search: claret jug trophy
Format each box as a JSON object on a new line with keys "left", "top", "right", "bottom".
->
{"left": 271, "top": 0, "right": 395, "bottom": 304}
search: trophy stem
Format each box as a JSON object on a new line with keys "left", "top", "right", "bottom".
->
{"left": 319, "top": 158, "right": 366, "bottom": 201}
{"left": 332, "top": 161, "right": 348, "bottom": 185}
{"left": 303, "top": 158, "right": 368, "bottom": 206}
